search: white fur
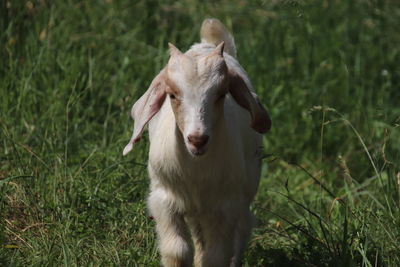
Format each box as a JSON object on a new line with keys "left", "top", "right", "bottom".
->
{"left": 147, "top": 45, "right": 263, "bottom": 267}
{"left": 126, "top": 19, "right": 268, "bottom": 267}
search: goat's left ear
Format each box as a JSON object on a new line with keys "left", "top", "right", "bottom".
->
{"left": 228, "top": 70, "right": 272, "bottom": 134}
{"left": 123, "top": 69, "right": 167, "bottom": 155}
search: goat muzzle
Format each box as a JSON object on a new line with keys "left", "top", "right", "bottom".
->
{"left": 187, "top": 134, "right": 209, "bottom": 150}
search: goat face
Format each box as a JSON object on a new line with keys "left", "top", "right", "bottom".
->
{"left": 122, "top": 42, "right": 271, "bottom": 157}
{"left": 166, "top": 43, "right": 228, "bottom": 156}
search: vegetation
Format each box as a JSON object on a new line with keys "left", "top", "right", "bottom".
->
{"left": 1, "top": 0, "right": 399, "bottom": 266}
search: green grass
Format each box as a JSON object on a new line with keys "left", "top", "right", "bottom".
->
{"left": 1, "top": 0, "right": 399, "bottom": 266}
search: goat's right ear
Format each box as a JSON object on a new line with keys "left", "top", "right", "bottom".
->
{"left": 123, "top": 69, "right": 167, "bottom": 155}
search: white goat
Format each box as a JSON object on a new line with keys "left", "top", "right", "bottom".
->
{"left": 123, "top": 18, "right": 271, "bottom": 267}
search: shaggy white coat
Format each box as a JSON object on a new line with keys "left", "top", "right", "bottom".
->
{"left": 124, "top": 18, "right": 271, "bottom": 267}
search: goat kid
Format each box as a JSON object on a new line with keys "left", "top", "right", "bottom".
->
{"left": 123, "top": 18, "right": 271, "bottom": 267}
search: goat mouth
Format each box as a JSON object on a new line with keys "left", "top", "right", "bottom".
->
{"left": 187, "top": 145, "right": 207, "bottom": 157}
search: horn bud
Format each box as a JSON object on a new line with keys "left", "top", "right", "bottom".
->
{"left": 168, "top": 43, "right": 183, "bottom": 57}
{"left": 213, "top": 41, "right": 225, "bottom": 56}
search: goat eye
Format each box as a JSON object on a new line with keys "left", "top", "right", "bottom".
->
{"left": 169, "top": 94, "right": 176, "bottom": 100}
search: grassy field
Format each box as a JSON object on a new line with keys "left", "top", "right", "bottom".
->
{"left": 1, "top": 0, "right": 400, "bottom": 266}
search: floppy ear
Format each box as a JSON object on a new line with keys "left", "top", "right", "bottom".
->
{"left": 123, "top": 69, "right": 167, "bottom": 155}
{"left": 228, "top": 70, "right": 272, "bottom": 134}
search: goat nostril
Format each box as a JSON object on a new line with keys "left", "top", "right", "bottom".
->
{"left": 187, "top": 134, "right": 209, "bottom": 149}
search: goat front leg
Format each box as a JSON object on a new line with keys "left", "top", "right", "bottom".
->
{"left": 230, "top": 209, "right": 255, "bottom": 267}
{"left": 148, "top": 190, "right": 193, "bottom": 267}
{"left": 184, "top": 218, "right": 204, "bottom": 267}
{"left": 193, "top": 210, "right": 237, "bottom": 267}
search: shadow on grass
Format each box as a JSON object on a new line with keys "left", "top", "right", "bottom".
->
{"left": 246, "top": 242, "right": 358, "bottom": 267}
{"left": 247, "top": 246, "right": 300, "bottom": 267}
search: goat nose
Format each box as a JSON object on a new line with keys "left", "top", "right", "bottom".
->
{"left": 187, "top": 134, "right": 209, "bottom": 149}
